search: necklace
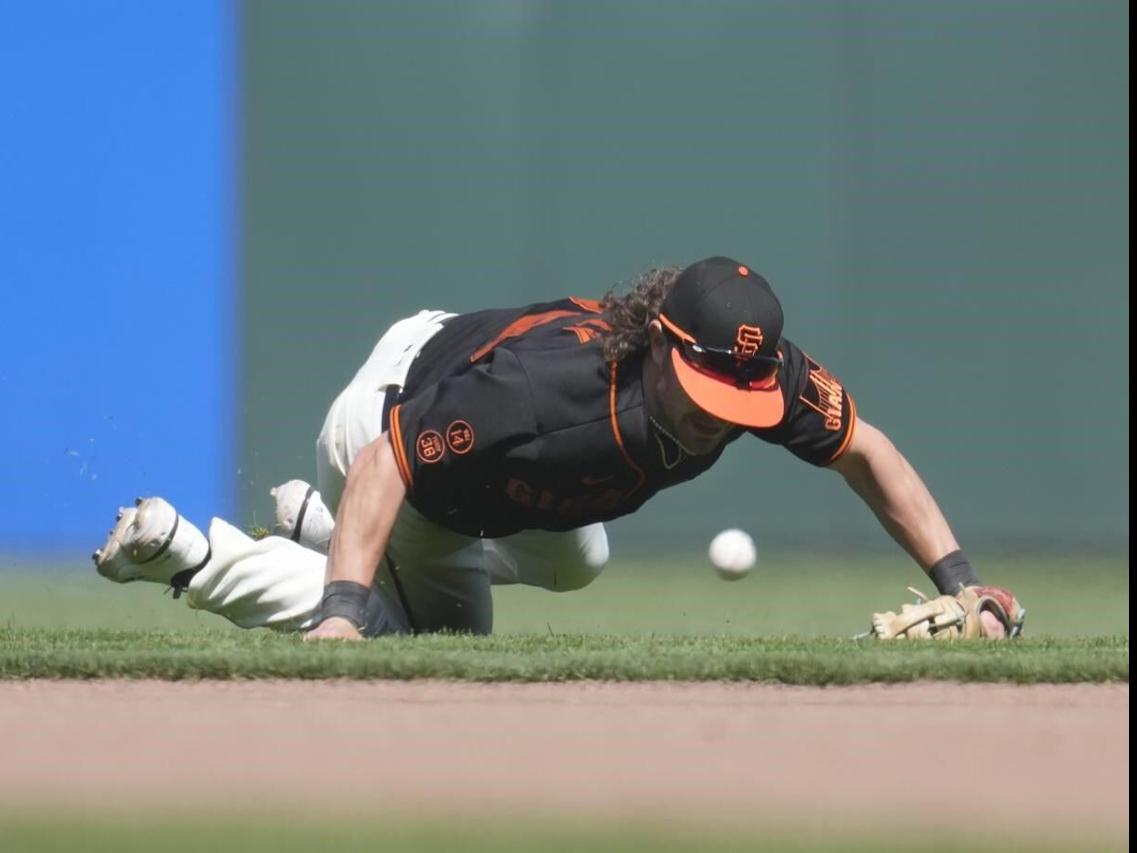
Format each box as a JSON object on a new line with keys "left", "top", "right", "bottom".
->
{"left": 648, "top": 416, "right": 692, "bottom": 470}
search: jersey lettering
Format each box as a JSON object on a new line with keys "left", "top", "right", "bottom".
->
{"left": 504, "top": 476, "right": 625, "bottom": 520}
{"left": 800, "top": 364, "right": 844, "bottom": 431}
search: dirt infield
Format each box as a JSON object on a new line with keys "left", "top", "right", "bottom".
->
{"left": 1, "top": 681, "right": 1127, "bottom": 834}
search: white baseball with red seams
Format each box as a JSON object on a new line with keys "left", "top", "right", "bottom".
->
{"left": 708, "top": 528, "right": 756, "bottom": 580}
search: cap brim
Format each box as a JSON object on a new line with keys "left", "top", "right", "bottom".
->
{"left": 670, "top": 349, "right": 785, "bottom": 428}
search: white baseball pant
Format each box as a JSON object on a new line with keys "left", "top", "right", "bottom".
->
{"left": 183, "top": 310, "right": 610, "bottom": 634}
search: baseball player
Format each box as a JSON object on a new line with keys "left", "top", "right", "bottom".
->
{"left": 93, "top": 256, "right": 1023, "bottom": 639}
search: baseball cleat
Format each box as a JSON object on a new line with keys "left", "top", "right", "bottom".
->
{"left": 271, "top": 479, "right": 335, "bottom": 553}
{"left": 92, "top": 497, "right": 210, "bottom": 593}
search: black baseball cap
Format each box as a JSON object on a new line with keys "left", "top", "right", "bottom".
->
{"left": 658, "top": 256, "right": 785, "bottom": 428}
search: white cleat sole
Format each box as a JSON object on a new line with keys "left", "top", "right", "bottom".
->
{"left": 271, "top": 480, "right": 335, "bottom": 554}
{"left": 92, "top": 497, "right": 210, "bottom": 588}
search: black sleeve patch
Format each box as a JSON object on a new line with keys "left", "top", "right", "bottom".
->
{"left": 390, "top": 347, "right": 538, "bottom": 514}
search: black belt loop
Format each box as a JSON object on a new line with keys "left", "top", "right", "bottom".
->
{"left": 381, "top": 385, "right": 401, "bottom": 432}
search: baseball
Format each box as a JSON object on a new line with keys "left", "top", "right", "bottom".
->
{"left": 708, "top": 528, "right": 757, "bottom": 580}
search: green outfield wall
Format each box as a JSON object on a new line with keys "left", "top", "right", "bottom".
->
{"left": 242, "top": 1, "right": 1128, "bottom": 551}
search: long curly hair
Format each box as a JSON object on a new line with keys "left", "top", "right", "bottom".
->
{"left": 599, "top": 265, "right": 683, "bottom": 362}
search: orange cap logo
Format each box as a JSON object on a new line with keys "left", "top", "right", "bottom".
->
{"left": 734, "top": 324, "right": 763, "bottom": 358}
{"left": 445, "top": 420, "right": 475, "bottom": 455}
{"left": 416, "top": 430, "right": 446, "bottom": 464}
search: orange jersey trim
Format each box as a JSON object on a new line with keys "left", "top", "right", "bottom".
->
{"left": 569, "top": 296, "right": 603, "bottom": 313}
{"left": 825, "top": 393, "right": 857, "bottom": 465}
{"left": 609, "top": 362, "right": 645, "bottom": 494}
{"left": 469, "top": 309, "right": 581, "bottom": 363}
{"left": 386, "top": 403, "right": 414, "bottom": 493}
{"left": 566, "top": 325, "right": 597, "bottom": 344}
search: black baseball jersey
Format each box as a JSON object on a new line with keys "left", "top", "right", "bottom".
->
{"left": 386, "top": 298, "right": 856, "bottom": 538}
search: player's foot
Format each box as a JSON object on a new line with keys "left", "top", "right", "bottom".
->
{"left": 92, "top": 497, "right": 210, "bottom": 592}
{"left": 271, "top": 479, "right": 335, "bottom": 553}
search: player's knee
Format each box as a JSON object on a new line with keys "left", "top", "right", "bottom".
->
{"left": 551, "top": 562, "right": 603, "bottom": 591}
{"left": 583, "top": 529, "right": 609, "bottom": 572}
{"left": 552, "top": 529, "right": 609, "bottom": 591}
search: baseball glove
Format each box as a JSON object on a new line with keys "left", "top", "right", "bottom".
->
{"left": 867, "top": 585, "right": 1026, "bottom": 640}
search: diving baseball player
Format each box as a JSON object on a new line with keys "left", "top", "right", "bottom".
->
{"left": 93, "top": 257, "right": 1024, "bottom": 639}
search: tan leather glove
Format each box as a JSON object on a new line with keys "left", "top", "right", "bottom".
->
{"left": 869, "top": 585, "right": 1026, "bottom": 639}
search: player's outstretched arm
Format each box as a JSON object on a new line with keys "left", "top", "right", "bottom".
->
{"left": 826, "top": 417, "right": 959, "bottom": 574}
{"left": 305, "top": 433, "right": 407, "bottom": 641}
{"left": 830, "top": 418, "right": 1021, "bottom": 638}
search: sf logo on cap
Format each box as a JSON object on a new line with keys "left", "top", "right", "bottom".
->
{"left": 734, "top": 325, "right": 764, "bottom": 358}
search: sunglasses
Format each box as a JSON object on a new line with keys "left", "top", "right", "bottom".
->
{"left": 663, "top": 326, "right": 783, "bottom": 389}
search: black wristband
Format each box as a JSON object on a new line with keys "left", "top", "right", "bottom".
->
{"left": 929, "top": 550, "right": 981, "bottom": 595}
{"left": 319, "top": 580, "right": 371, "bottom": 630}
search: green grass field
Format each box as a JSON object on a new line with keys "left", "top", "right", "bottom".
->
{"left": 1, "top": 629, "right": 1125, "bottom": 682}
{"left": 0, "top": 811, "right": 1123, "bottom": 853}
{"left": 1, "top": 553, "right": 1127, "bottom": 852}
{"left": 0, "top": 552, "right": 1127, "bottom": 683}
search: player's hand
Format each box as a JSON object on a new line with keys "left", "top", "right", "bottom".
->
{"left": 979, "top": 609, "right": 1006, "bottom": 638}
{"left": 304, "top": 616, "right": 364, "bottom": 641}
{"left": 866, "top": 585, "right": 1025, "bottom": 639}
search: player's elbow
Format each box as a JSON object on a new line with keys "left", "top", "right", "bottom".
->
{"left": 345, "top": 434, "right": 408, "bottom": 500}
{"left": 830, "top": 418, "right": 890, "bottom": 474}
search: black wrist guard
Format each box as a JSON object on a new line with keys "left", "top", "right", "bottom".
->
{"left": 319, "top": 580, "right": 371, "bottom": 630}
{"left": 929, "top": 550, "right": 981, "bottom": 595}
